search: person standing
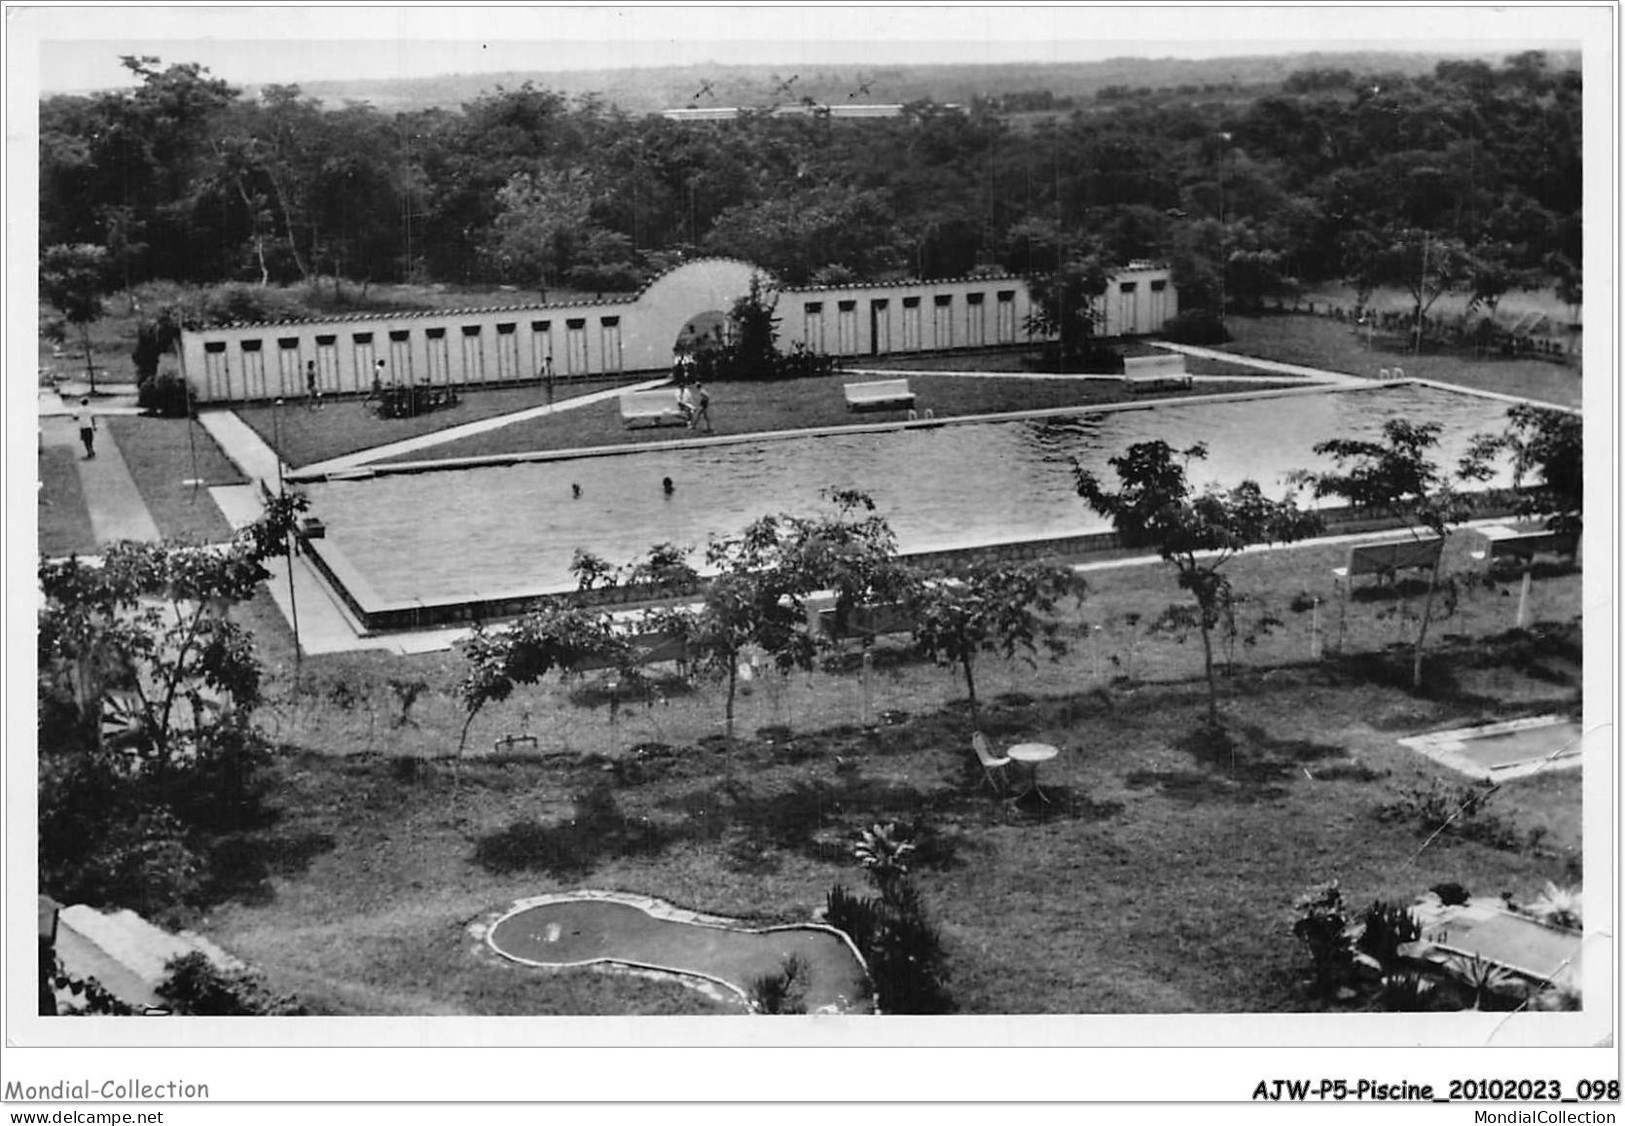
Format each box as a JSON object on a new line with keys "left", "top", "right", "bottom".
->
{"left": 73, "top": 398, "right": 97, "bottom": 459}
{"left": 544, "top": 355, "right": 555, "bottom": 405}
{"left": 305, "top": 360, "right": 322, "bottom": 408}
{"left": 691, "top": 380, "right": 713, "bottom": 433}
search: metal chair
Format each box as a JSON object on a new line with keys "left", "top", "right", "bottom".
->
{"left": 972, "top": 731, "right": 1012, "bottom": 795}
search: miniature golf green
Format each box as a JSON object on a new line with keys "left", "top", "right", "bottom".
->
{"left": 1432, "top": 911, "right": 1583, "bottom": 986}
{"left": 1457, "top": 720, "right": 1583, "bottom": 770}
{"left": 487, "top": 897, "right": 872, "bottom": 1013}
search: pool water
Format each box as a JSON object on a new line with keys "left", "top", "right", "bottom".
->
{"left": 310, "top": 384, "right": 1518, "bottom": 606}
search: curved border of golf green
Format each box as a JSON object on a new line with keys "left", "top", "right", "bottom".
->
{"left": 477, "top": 889, "right": 876, "bottom": 1014}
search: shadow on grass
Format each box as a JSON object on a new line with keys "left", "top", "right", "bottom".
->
{"left": 474, "top": 784, "right": 666, "bottom": 880}
{"left": 197, "top": 829, "right": 338, "bottom": 907}
{"left": 674, "top": 772, "right": 974, "bottom": 871}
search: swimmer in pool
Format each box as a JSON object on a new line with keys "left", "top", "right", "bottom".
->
{"left": 662, "top": 476, "right": 674, "bottom": 496}
{"left": 572, "top": 483, "right": 582, "bottom": 499}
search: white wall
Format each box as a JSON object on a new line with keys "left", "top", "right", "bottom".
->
{"left": 177, "top": 259, "right": 1176, "bottom": 402}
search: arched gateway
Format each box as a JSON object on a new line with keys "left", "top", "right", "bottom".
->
{"left": 177, "top": 257, "right": 1173, "bottom": 403}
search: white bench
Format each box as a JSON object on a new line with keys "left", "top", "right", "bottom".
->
{"left": 1121, "top": 353, "right": 1192, "bottom": 392}
{"left": 619, "top": 389, "right": 689, "bottom": 429}
{"left": 1470, "top": 526, "right": 1579, "bottom": 566}
{"left": 844, "top": 379, "right": 915, "bottom": 412}
{"left": 1332, "top": 537, "right": 1444, "bottom": 587}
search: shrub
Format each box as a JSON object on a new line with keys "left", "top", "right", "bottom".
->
{"left": 825, "top": 883, "right": 879, "bottom": 956}
{"left": 823, "top": 825, "right": 953, "bottom": 1015}
{"left": 1355, "top": 900, "right": 1421, "bottom": 966}
{"left": 1526, "top": 881, "right": 1582, "bottom": 930}
{"left": 137, "top": 372, "right": 194, "bottom": 418}
{"left": 156, "top": 951, "right": 306, "bottom": 1015}
{"left": 1159, "top": 309, "right": 1232, "bottom": 345}
{"left": 747, "top": 953, "right": 810, "bottom": 1014}
{"left": 1290, "top": 881, "right": 1354, "bottom": 997}
{"left": 1377, "top": 779, "right": 1521, "bottom": 850}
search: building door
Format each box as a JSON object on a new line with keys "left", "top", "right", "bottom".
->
{"left": 869, "top": 299, "right": 890, "bottom": 355}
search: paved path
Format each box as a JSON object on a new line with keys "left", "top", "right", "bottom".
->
{"left": 1147, "top": 342, "right": 1368, "bottom": 385}
{"left": 39, "top": 415, "right": 162, "bottom": 544}
{"left": 842, "top": 366, "right": 1310, "bottom": 384}
{"left": 298, "top": 379, "right": 670, "bottom": 476}
{"left": 196, "top": 410, "right": 286, "bottom": 493}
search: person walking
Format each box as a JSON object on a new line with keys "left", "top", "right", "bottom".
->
{"left": 73, "top": 398, "right": 97, "bottom": 459}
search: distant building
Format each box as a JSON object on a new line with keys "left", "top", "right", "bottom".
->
{"left": 178, "top": 257, "right": 1177, "bottom": 403}
{"left": 660, "top": 103, "right": 934, "bottom": 121}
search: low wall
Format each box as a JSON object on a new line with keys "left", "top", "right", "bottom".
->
{"left": 311, "top": 491, "right": 1533, "bottom": 637}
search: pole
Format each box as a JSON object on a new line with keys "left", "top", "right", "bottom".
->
{"left": 273, "top": 399, "right": 302, "bottom": 680}
{"left": 860, "top": 648, "right": 874, "bottom": 728}
{"left": 1516, "top": 569, "right": 1532, "bottom": 629}
{"left": 185, "top": 385, "right": 200, "bottom": 503}
{"left": 1414, "top": 229, "right": 1428, "bottom": 356}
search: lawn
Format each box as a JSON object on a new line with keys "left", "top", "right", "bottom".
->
{"left": 871, "top": 346, "right": 1286, "bottom": 379}
{"left": 1298, "top": 283, "right": 1581, "bottom": 329}
{"left": 232, "top": 379, "right": 647, "bottom": 469}
{"left": 366, "top": 373, "right": 1301, "bottom": 466}
{"left": 204, "top": 534, "right": 1583, "bottom": 1016}
{"left": 105, "top": 416, "right": 247, "bottom": 542}
{"left": 1219, "top": 315, "right": 1581, "bottom": 409}
{"left": 37, "top": 445, "right": 98, "bottom": 557}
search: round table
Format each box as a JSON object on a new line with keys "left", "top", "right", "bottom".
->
{"left": 1007, "top": 743, "right": 1059, "bottom": 802}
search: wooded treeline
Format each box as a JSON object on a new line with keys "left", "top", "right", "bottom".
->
{"left": 40, "top": 51, "right": 1580, "bottom": 316}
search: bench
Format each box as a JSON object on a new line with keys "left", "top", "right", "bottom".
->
{"left": 1470, "top": 526, "right": 1580, "bottom": 566}
{"left": 1121, "top": 353, "right": 1192, "bottom": 392}
{"left": 844, "top": 379, "right": 915, "bottom": 412}
{"left": 1332, "top": 537, "right": 1444, "bottom": 586}
{"left": 620, "top": 389, "right": 689, "bottom": 429}
{"left": 806, "top": 593, "right": 915, "bottom": 640}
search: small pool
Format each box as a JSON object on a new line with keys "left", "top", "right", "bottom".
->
{"left": 484, "top": 893, "right": 872, "bottom": 1014}
{"left": 308, "top": 383, "right": 1517, "bottom": 609}
{"left": 1399, "top": 715, "right": 1584, "bottom": 781}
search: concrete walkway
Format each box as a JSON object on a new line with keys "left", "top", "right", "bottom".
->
{"left": 39, "top": 414, "right": 162, "bottom": 544}
{"left": 841, "top": 365, "right": 1316, "bottom": 384}
{"left": 1148, "top": 341, "right": 1368, "bottom": 385}
{"left": 298, "top": 378, "right": 670, "bottom": 476}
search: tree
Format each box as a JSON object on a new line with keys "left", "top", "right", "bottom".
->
{"left": 908, "top": 561, "right": 1083, "bottom": 730}
{"left": 702, "top": 273, "right": 836, "bottom": 382}
{"left": 36, "top": 495, "right": 306, "bottom": 915}
{"left": 1297, "top": 420, "right": 1471, "bottom": 688}
{"left": 454, "top": 606, "right": 628, "bottom": 755}
{"left": 1460, "top": 405, "right": 1583, "bottom": 536}
{"left": 1024, "top": 253, "right": 1112, "bottom": 370}
{"left": 38, "top": 491, "right": 306, "bottom": 763}
{"left": 40, "top": 244, "right": 110, "bottom": 392}
{"left": 653, "top": 490, "right": 910, "bottom": 739}
{"left": 484, "top": 165, "right": 600, "bottom": 288}
{"left": 1340, "top": 226, "right": 1476, "bottom": 352}
{"left": 1075, "top": 442, "right": 1321, "bottom": 725}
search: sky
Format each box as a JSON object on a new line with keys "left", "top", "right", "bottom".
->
{"left": 19, "top": 4, "right": 1593, "bottom": 94}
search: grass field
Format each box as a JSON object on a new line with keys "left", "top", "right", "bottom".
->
{"left": 206, "top": 532, "right": 1583, "bottom": 1016}
{"left": 1299, "top": 283, "right": 1581, "bottom": 330}
{"left": 105, "top": 416, "right": 247, "bottom": 542}
{"left": 1218, "top": 315, "right": 1582, "bottom": 409}
{"left": 363, "top": 373, "right": 1301, "bottom": 466}
{"left": 37, "top": 445, "right": 98, "bottom": 557}
{"left": 871, "top": 346, "right": 1281, "bottom": 378}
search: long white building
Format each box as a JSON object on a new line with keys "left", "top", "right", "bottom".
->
{"left": 177, "top": 258, "right": 1177, "bottom": 403}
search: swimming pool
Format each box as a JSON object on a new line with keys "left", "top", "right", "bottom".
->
{"left": 305, "top": 383, "right": 1519, "bottom": 616}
